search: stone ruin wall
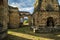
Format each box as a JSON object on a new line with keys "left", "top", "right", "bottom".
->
{"left": 9, "top": 6, "right": 20, "bottom": 28}
{"left": 33, "top": 0, "right": 60, "bottom": 27}
{"left": 0, "top": 0, "right": 9, "bottom": 39}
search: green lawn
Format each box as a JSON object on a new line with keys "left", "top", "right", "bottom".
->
{"left": 7, "top": 27, "right": 60, "bottom": 40}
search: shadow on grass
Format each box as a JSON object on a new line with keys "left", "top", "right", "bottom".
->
{"left": 8, "top": 27, "right": 60, "bottom": 40}
{"left": 3, "top": 34, "right": 31, "bottom": 40}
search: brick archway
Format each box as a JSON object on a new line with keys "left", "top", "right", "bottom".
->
{"left": 46, "top": 17, "right": 54, "bottom": 27}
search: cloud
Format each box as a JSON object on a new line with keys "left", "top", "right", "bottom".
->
{"left": 8, "top": 0, "right": 35, "bottom": 7}
{"left": 19, "top": 7, "right": 33, "bottom": 11}
{"left": 19, "top": 7, "right": 34, "bottom": 14}
{"left": 9, "top": 2, "right": 19, "bottom": 7}
{"left": 8, "top": 0, "right": 35, "bottom": 14}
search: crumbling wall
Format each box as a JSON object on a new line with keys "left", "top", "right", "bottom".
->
{"left": 9, "top": 7, "right": 20, "bottom": 28}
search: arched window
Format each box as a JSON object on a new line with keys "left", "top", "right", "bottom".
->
{"left": 46, "top": 17, "right": 54, "bottom": 27}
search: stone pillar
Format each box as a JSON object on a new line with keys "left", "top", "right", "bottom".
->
{"left": 0, "top": 0, "right": 9, "bottom": 39}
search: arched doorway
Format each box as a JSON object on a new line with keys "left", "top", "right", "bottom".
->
{"left": 23, "top": 16, "right": 29, "bottom": 25}
{"left": 46, "top": 17, "right": 54, "bottom": 27}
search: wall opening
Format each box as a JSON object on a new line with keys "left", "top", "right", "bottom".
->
{"left": 23, "top": 17, "right": 29, "bottom": 25}
{"left": 46, "top": 17, "right": 54, "bottom": 27}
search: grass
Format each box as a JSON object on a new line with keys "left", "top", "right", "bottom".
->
{"left": 7, "top": 27, "right": 60, "bottom": 40}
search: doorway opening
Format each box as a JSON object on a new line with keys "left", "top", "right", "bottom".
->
{"left": 23, "top": 16, "right": 29, "bottom": 25}
{"left": 46, "top": 17, "right": 54, "bottom": 27}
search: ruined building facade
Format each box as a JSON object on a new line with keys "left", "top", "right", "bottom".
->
{"left": 9, "top": 6, "right": 20, "bottom": 28}
{"left": 33, "top": 0, "right": 60, "bottom": 28}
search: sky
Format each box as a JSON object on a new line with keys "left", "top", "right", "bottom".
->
{"left": 8, "top": 0, "right": 60, "bottom": 14}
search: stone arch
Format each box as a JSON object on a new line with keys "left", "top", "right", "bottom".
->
{"left": 46, "top": 17, "right": 54, "bottom": 27}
